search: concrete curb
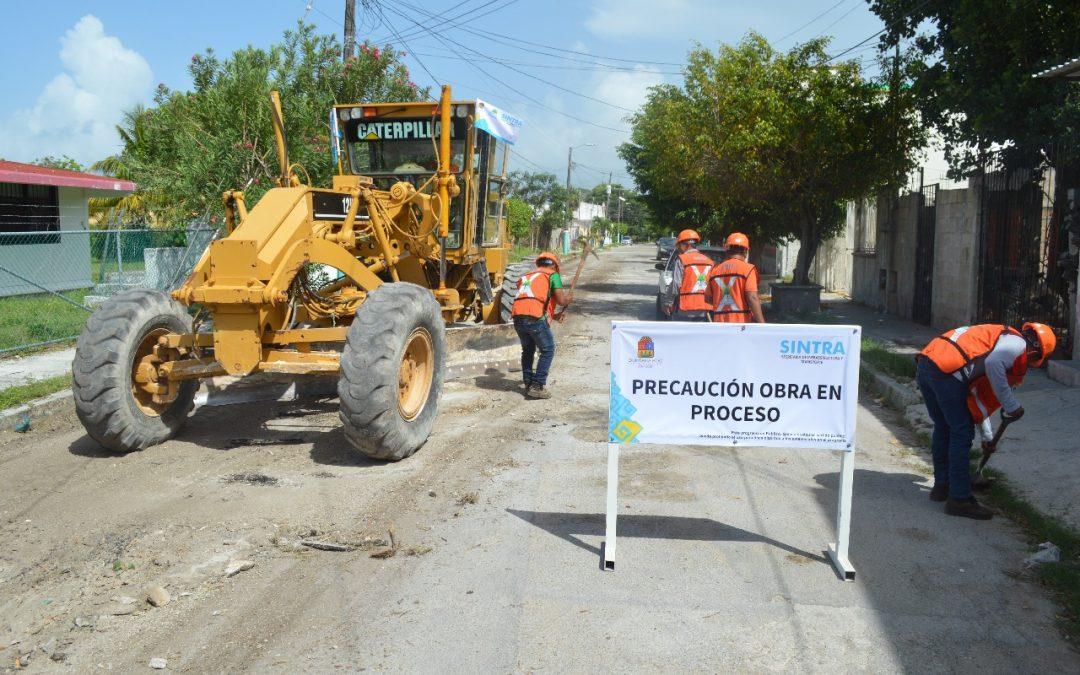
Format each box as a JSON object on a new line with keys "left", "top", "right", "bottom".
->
{"left": 860, "top": 364, "right": 921, "bottom": 411}
{"left": 0, "top": 389, "right": 74, "bottom": 431}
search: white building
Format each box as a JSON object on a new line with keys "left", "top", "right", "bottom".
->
{"left": 0, "top": 161, "right": 135, "bottom": 297}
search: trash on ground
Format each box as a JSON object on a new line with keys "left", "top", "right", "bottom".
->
{"left": 1023, "top": 542, "right": 1061, "bottom": 568}
{"left": 300, "top": 539, "right": 354, "bottom": 552}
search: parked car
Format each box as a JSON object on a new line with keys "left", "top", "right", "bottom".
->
{"left": 621, "top": 236, "right": 632, "bottom": 245}
{"left": 655, "top": 236, "right": 676, "bottom": 260}
{"left": 654, "top": 245, "right": 725, "bottom": 319}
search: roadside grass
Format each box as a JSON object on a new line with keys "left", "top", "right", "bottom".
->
{"left": 0, "top": 289, "right": 91, "bottom": 354}
{"left": 509, "top": 245, "right": 539, "bottom": 262}
{"left": 861, "top": 337, "right": 916, "bottom": 380}
{"left": 980, "top": 467, "right": 1080, "bottom": 643}
{"left": 0, "top": 375, "right": 71, "bottom": 410}
{"left": 860, "top": 339, "right": 1080, "bottom": 644}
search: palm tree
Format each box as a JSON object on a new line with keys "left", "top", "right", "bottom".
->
{"left": 89, "top": 107, "right": 163, "bottom": 227}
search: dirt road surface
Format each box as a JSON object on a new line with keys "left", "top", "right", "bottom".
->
{"left": 1, "top": 245, "right": 1075, "bottom": 671}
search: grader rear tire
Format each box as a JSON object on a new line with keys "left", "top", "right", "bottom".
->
{"left": 498, "top": 262, "right": 528, "bottom": 323}
{"left": 72, "top": 289, "right": 197, "bottom": 453}
{"left": 338, "top": 282, "right": 447, "bottom": 461}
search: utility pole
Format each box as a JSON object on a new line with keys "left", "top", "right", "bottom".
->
{"left": 604, "top": 171, "right": 612, "bottom": 217}
{"left": 343, "top": 0, "right": 356, "bottom": 62}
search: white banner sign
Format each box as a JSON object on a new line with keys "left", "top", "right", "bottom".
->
{"left": 609, "top": 322, "right": 861, "bottom": 451}
{"left": 474, "top": 99, "right": 523, "bottom": 145}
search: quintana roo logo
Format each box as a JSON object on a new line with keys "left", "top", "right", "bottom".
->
{"left": 637, "top": 336, "right": 655, "bottom": 359}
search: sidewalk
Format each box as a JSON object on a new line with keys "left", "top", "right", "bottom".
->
{"left": 0, "top": 346, "right": 74, "bottom": 390}
{"left": 822, "top": 297, "right": 1080, "bottom": 530}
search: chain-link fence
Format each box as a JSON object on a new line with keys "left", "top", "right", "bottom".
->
{"left": 0, "top": 226, "right": 217, "bottom": 356}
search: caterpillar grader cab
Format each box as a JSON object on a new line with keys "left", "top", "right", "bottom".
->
{"left": 72, "top": 85, "right": 522, "bottom": 461}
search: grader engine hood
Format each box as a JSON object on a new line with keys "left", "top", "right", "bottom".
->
{"left": 176, "top": 187, "right": 387, "bottom": 376}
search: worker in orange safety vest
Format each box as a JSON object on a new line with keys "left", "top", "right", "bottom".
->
{"left": 705, "top": 232, "right": 765, "bottom": 324}
{"left": 511, "top": 251, "right": 573, "bottom": 400}
{"left": 660, "top": 229, "right": 714, "bottom": 321}
{"left": 915, "top": 322, "right": 1056, "bottom": 520}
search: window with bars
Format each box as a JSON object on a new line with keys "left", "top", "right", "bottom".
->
{"left": 0, "top": 183, "right": 60, "bottom": 243}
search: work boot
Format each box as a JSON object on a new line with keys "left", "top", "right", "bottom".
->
{"left": 929, "top": 483, "right": 949, "bottom": 502}
{"left": 944, "top": 496, "right": 995, "bottom": 520}
{"left": 526, "top": 383, "right": 552, "bottom": 400}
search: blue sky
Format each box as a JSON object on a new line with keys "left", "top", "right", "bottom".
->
{"left": 0, "top": 0, "right": 886, "bottom": 187}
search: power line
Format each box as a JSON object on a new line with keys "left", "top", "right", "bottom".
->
{"left": 378, "top": 1, "right": 635, "bottom": 113}
{"left": 812, "top": 2, "right": 864, "bottom": 41}
{"left": 394, "top": 0, "right": 683, "bottom": 68}
{"left": 373, "top": 1, "right": 631, "bottom": 132}
{"left": 371, "top": 0, "right": 519, "bottom": 43}
{"left": 826, "top": 0, "right": 932, "bottom": 63}
{"left": 775, "top": 0, "right": 849, "bottom": 44}
{"left": 400, "top": 45, "right": 682, "bottom": 75}
{"left": 370, "top": 4, "right": 442, "bottom": 91}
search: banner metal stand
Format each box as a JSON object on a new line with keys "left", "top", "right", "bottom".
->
{"left": 603, "top": 443, "right": 857, "bottom": 579}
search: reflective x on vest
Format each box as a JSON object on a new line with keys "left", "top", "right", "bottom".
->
{"left": 713, "top": 276, "right": 740, "bottom": 312}
{"left": 512, "top": 270, "right": 553, "bottom": 318}
{"left": 683, "top": 265, "right": 710, "bottom": 294}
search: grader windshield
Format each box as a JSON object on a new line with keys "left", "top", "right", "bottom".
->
{"left": 335, "top": 101, "right": 514, "bottom": 251}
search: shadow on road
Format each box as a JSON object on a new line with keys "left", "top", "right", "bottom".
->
{"left": 471, "top": 367, "right": 524, "bottom": 393}
{"left": 506, "top": 508, "right": 826, "bottom": 563}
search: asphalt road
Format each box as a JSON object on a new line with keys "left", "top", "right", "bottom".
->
{"left": 0, "top": 245, "right": 1075, "bottom": 672}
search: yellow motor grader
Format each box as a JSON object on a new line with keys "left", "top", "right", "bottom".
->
{"left": 72, "top": 86, "right": 524, "bottom": 460}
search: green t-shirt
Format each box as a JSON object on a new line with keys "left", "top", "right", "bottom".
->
{"left": 548, "top": 272, "right": 563, "bottom": 289}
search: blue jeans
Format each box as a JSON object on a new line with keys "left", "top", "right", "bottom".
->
{"left": 915, "top": 357, "right": 974, "bottom": 500}
{"left": 514, "top": 316, "right": 556, "bottom": 386}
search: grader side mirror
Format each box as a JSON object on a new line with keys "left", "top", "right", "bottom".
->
{"left": 654, "top": 262, "right": 665, "bottom": 270}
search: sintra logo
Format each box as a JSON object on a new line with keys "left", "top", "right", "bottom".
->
{"left": 779, "top": 338, "right": 846, "bottom": 363}
{"left": 637, "top": 336, "right": 655, "bottom": 359}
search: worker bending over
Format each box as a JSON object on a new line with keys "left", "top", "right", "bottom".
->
{"left": 915, "top": 322, "right": 1056, "bottom": 519}
{"left": 511, "top": 251, "right": 573, "bottom": 400}
{"left": 661, "top": 229, "right": 714, "bottom": 321}
{"left": 706, "top": 232, "right": 765, "bottom": 324}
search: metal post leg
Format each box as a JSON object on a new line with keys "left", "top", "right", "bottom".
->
{"left": 603, "top": 442, "right": 619, "bottom": 570}
{"left": 827, "top": 449, "right": 857, "bottom": 580}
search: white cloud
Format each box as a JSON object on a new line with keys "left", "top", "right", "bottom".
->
{"left": 0, "top": 15, "right": 153, "bottom": 166}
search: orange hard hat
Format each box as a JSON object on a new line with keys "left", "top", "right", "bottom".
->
{"left": 676, "top": 229, "right": 700, "bottom": 245}
{"left": 725, "top": 232, "right": 750, "bottom": 250}
{"left": 1021, "top": 322, "right": 1056, "bottom": 367}
{"left": 536, "top": 251, "right": 560, "bottom": 271}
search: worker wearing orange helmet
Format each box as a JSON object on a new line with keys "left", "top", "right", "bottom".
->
{"left": 705, "top": 232, "right": 765, "bottom": 324}
{"left": 510, "top": 251, "right": 573, "bottom": 399}
{"left": 915, "top": 322, "right": 1056, "bottom": 520}
{"left": 660, "top": 229, "right": 714, "bottom": 321}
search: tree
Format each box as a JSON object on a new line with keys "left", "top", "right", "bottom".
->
{"left": 870, "top": 0, "right": 1080, "bottom": 171}
{"left": 96, "top": 22, "right": 424, "bottom": 227}
{"left": 505, "top": 197, "right": 533, "bottom": 243}
{"left": 622, "top": 33, "right": 921, "bottom": 283}
{"left": 506, "top": 170, "right": 579, "bottom": 248}
{"left": 34, "top": 155, "right": 84, "bottom": 172}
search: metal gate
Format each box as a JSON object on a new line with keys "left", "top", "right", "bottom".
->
{"left": 977, "top": 164, "right": 1074, "bottom": 357}
{"left": 913, "top": 183, "right": 937, "bottom": 325}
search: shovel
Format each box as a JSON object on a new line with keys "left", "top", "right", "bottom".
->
{"left": 971, "top": 412, "right": 1016, "bottom": 489}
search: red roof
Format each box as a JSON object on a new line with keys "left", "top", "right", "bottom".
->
{"left": 0, "top": 160, "right": 135, "bottom": 193}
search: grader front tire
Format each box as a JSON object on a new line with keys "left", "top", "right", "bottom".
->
{"left": 338, "top": 283, "right": 447, "bottom": 461}
{"left": 72, "top": 289, "right": 197, "bottom": 453}
{"left": 498, "top": 262, "right": 528, "bottom": 323}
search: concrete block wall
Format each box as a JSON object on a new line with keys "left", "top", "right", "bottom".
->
{"left": 885, "top": 193, "right": 920, "bottom": 320}
{"left": 809, "top": 210, "right": 855, "bottom": 295}
{"left": 930, "top": 186, "right": 981, "bottom": 328}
